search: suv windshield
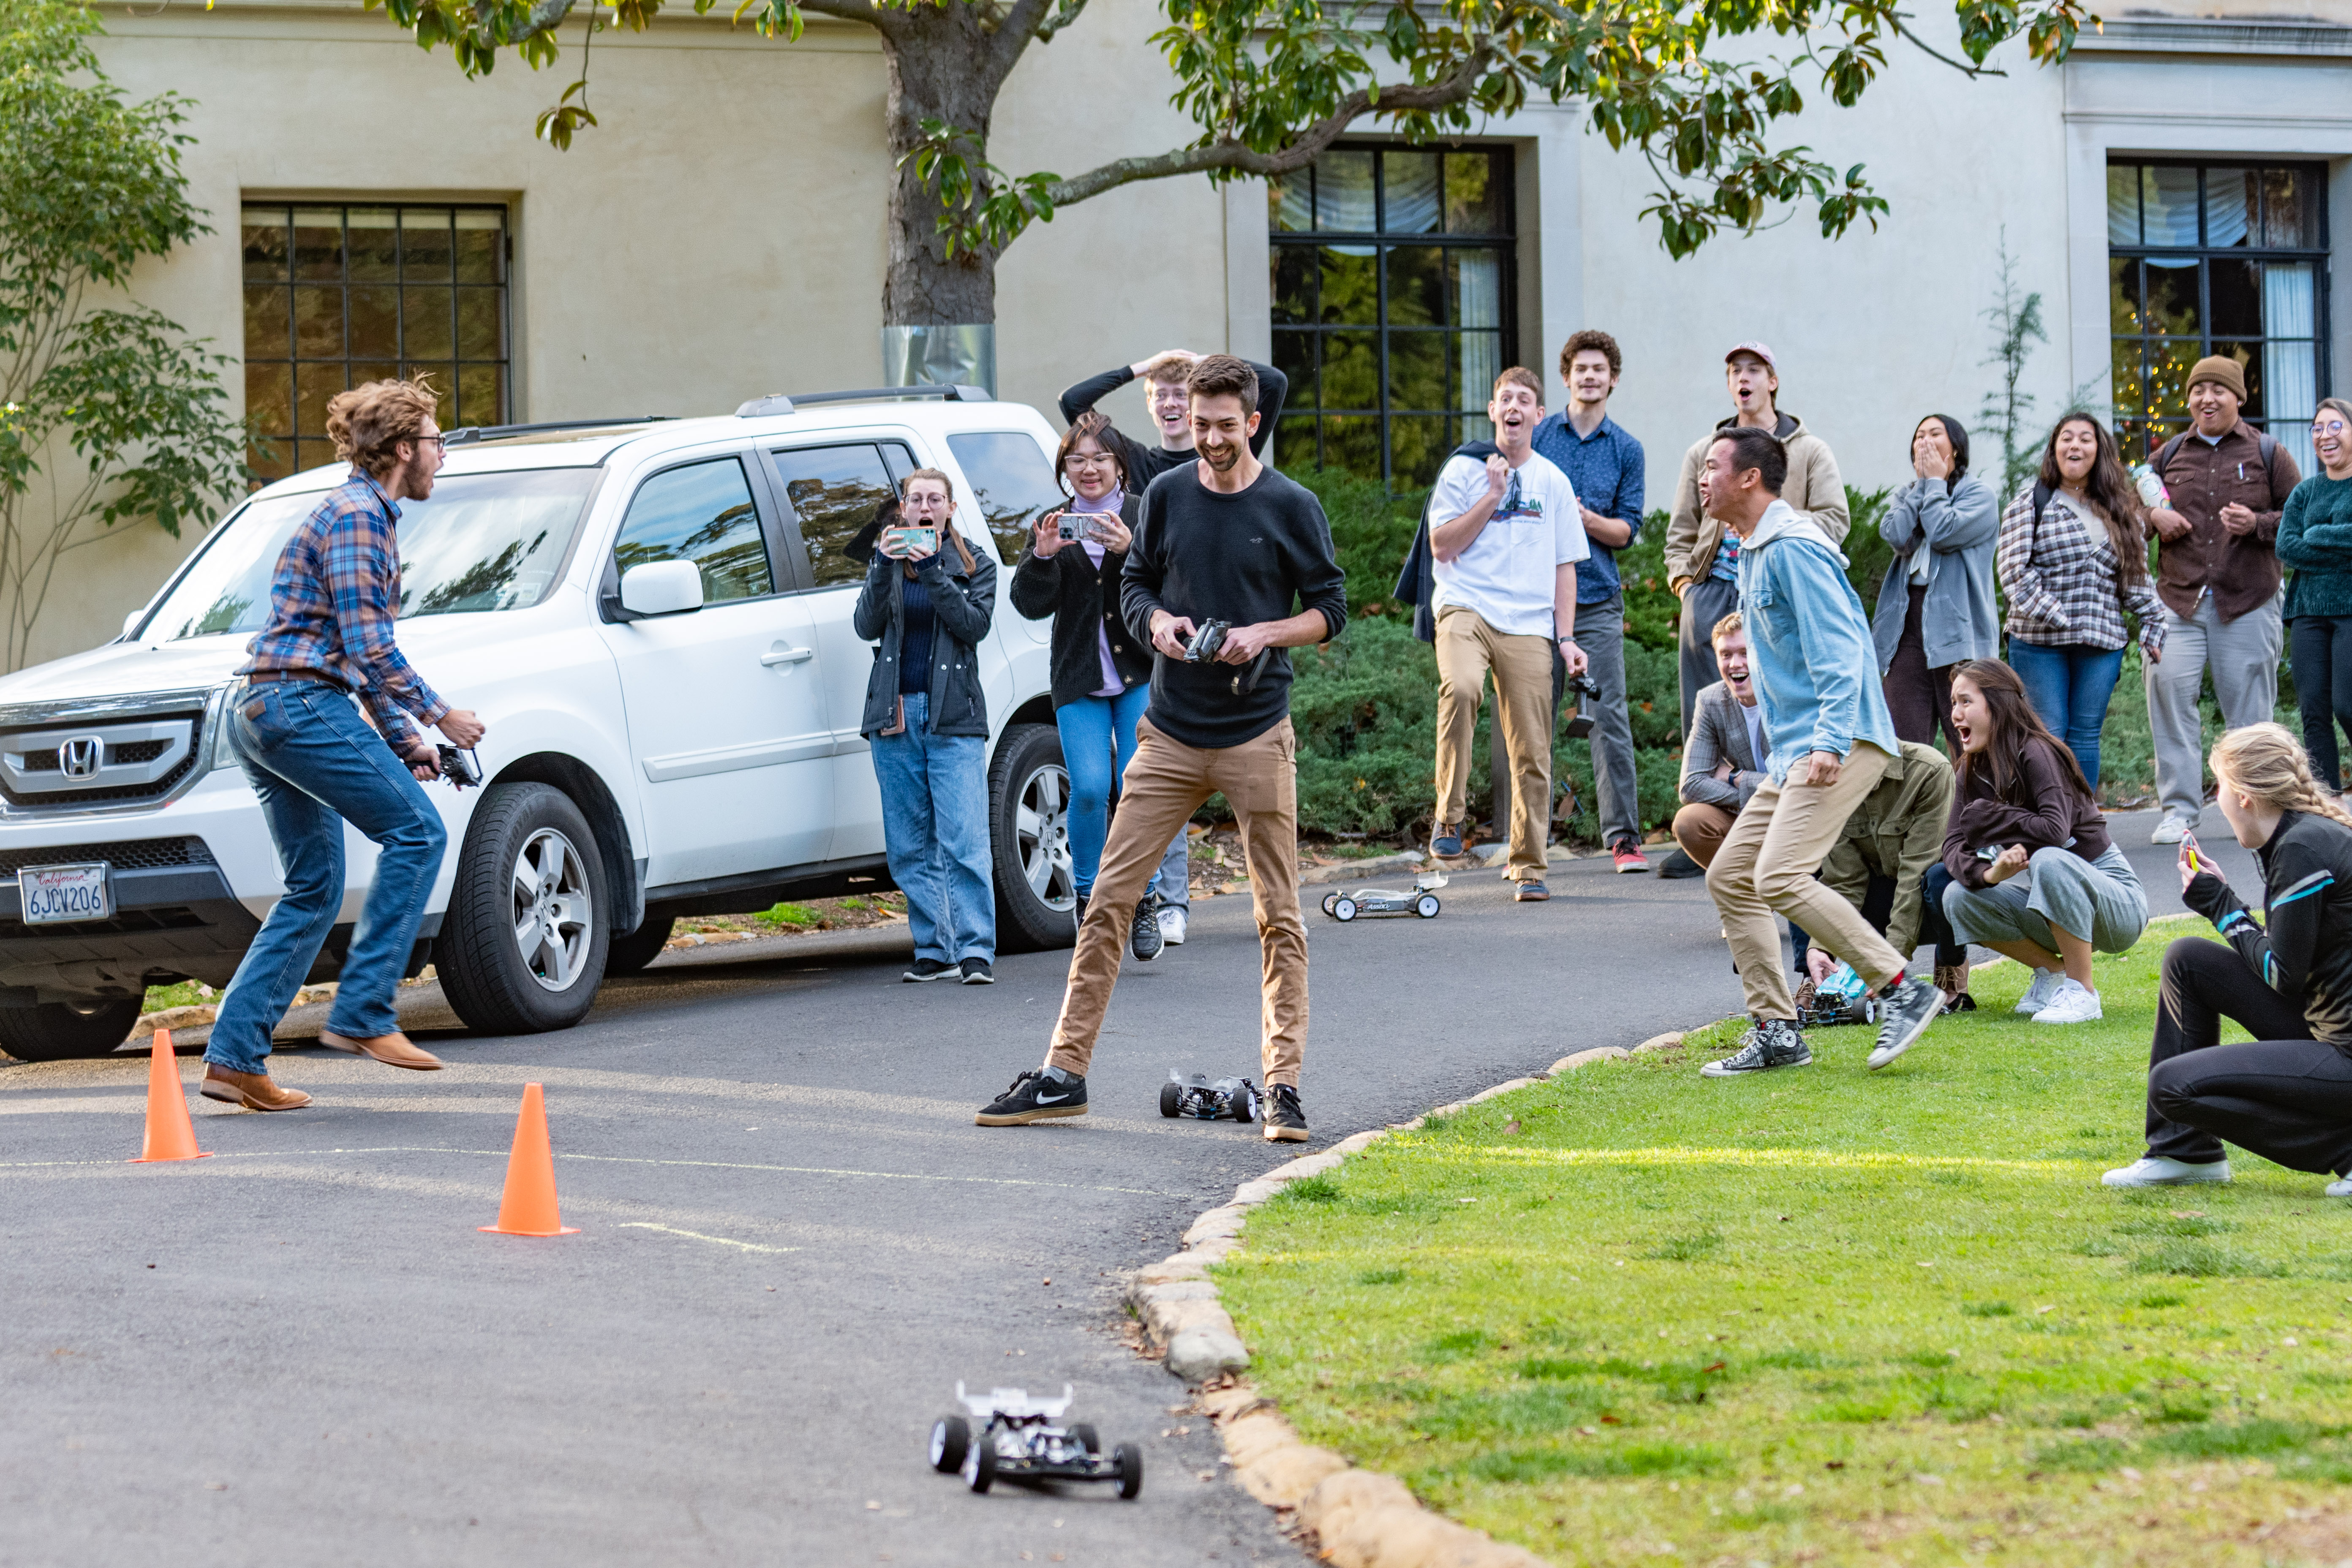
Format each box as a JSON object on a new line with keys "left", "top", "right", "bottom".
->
{"left": 146, "top": 469, "right": 599, "bottom": 642}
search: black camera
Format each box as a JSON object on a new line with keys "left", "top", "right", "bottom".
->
{"left": 1562, "top": 669, "right": 1603, "bottom": 740}
{"left": 436, "top": 745, "right": 483, "bottom": 790}
{"left": 1180, "top": 618, "right": 1270, "bottom": 698}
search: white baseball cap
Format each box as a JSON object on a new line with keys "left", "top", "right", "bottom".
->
{"left": 1725, "top": 341, "right": 1777, "bottom": 369}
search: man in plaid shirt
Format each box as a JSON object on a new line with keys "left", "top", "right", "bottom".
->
{"left": 201, "top": 378, "right": 486, "bottom": 1113}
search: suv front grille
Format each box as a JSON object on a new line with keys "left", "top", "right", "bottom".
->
{"left": 0, "top": 709, "right": 206, "bottom": 808}
{"left": 0, "top": 837, "right": 216, "bottom": 876}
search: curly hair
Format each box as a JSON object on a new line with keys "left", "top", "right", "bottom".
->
{"left": 1559, "top": 329, "right": 1622, "bottom": 382}
{"left": 326, "top": 377, "right": 441, "bottom": 482}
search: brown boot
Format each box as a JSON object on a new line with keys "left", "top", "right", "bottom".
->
{"left": 1934, "top": 963, "right": 1976, "bottom": 1013}
{"left": 318, "top": 1029, "right": 443, "bottom": 1070}
{"left": 199, "top": 1066, "right": 313, "bottom": 1111}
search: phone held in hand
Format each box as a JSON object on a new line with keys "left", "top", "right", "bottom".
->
{"left": 1974, "top": 845, "right": 2003, "bottom": 863}
{"left": 1055, "top": 511, "right": 1101, "bottom": 546}
{"left": 880, "top": 525, "right": 938, "bottom": 558}
{"left": 2182, "top": 831, "right": 2208, "bottom": 877}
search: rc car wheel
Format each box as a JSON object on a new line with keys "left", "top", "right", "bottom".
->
{"left": 1158, "top": 1081, "right": 1181, "bottom": 1117}
{"left": 989, "top": 723, "right": 1077, "bottom": 954}
{"left": 1320, "top": 891, "right": 1339, "bottom": 916}
{"left": 437, "top": 782, "right": 610, "bottom": 1035}
{"left": 602, "top": 913, "right": 675, "bottom": 976}
{"left": 1332, "top": 896, "right": 1357, "bottom": 922}
{"left": 1113, "top": 1442, "right": 1143, "bottom": 1500}
{"left": 1415, "top": 893, "right": 1441, "bottom": 918}
{"left": 965, "top": 1432, "right": 997, "bottom": 1493}
{"left": 1070, "top": 1423, "right": 1100, "bottom": 1456}
{"left": 0, "top": 997, "right": 141, "bottom": 1062}
{"left": 1231, "top": 1089, "right": 1255, "bottom": 1124}
{"left": 929, "top": 1416, "right": 969, "bottom": 1473}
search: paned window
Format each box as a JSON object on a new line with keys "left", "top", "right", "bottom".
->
{"left": 242, "top": 203, "right": 511, "bottom": 480}
{"left": 1269, "top": 147, "right": 1515, "bottom": 488}
{"left": 2108, "top": 161, "right": 2328, "bottom": 472}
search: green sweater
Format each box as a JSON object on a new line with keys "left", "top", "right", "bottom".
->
{"left": 2278, "top": 474, "right": 2352, "bottom": 620}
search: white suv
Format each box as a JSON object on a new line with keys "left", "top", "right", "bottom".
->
{"left": 0, "top": 388, "right": 1086, "bottom": 1061}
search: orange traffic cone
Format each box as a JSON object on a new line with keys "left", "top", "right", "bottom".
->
{"left": 129, "top": 1029, "right": 211, "bottom": 1164}
{"left": 479, "top": 1082, "right": 577, "bottom": 1236}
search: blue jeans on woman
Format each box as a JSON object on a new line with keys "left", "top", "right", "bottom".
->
{"left": 873, "top": 691, "right": 995, "bottom": 965}
{"left": 1055, "top": 685, "right": 1189, "bottom": 904}
{"left": 2007, "top": 641, "right": 2125, "bottom": 787}
{"left": 206, "top": 680, "right": 449, "bottom": 1076}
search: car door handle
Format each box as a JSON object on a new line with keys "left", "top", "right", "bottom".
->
{"left": 760, "top": 646, "right": 816, "bottom": 667}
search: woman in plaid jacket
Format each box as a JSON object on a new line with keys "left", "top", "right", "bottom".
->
{"left": 1995, "top": 413, "right": 2166, "bottom": 787}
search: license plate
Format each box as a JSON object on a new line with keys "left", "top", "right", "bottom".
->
{"left": 20, "top": 862, "right": 111, "bottom": 925}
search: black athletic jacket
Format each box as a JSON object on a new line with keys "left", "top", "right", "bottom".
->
{"left": 2183, "top": 808, "right": 2352, "bottom": 1053}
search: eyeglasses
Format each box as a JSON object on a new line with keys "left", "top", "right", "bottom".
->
{"left": 2315, "top": 419, "right": 2350, "bottom": 438}
{"left": 1063, "top": 452, "right": 1119, "bottom": 469}
{"left": 410, "top": 435, "right": 448, "bottom": 450}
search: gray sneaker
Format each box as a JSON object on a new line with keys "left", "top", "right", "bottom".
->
{"left": 1130, "top": 895, "right": 1164, "bottom": 961}
{"left": 1701, "top": 1018, "right": 1813, "bottom": 1076}
{"left": 1867, "top": 975, "right": 1944, "bottom": 1070}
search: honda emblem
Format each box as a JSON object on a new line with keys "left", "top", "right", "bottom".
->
{"left": 59, "top": 736, "right": 102, "bottom": 781}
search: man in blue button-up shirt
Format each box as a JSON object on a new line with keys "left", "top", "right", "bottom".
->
{"left": 1531, "top": 330, "right": 1647, "bottom": 871}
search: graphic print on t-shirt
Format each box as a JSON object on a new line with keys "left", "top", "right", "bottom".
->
{"left": 1426, "top": 451, "right": 1589, "bottom": 639}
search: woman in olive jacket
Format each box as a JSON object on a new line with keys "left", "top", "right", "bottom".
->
{"left": 855, "top": 468, "right": 998, "bottom": 983}
{"left": 1009, "top": 411, "right": 1187, "bottom": 957}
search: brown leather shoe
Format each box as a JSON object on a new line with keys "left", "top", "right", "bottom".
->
{"left": 318, "top": 1029, "right": 443, "bottom": 1070}
{"left": 199, "top": 1066, "right": 313, "bottom": 1111}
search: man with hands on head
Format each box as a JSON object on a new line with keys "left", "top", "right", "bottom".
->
{"left": 978, "top": 355, "right": 1346, "bottom": 1144}
{"left": 1058, "top": 348, "right": 1289, "bottom": 495}
{"left": 200, "top": 378, "right": 484, "bottom": 1113}
{"left": 2142, "top": 356, "right": 2302, "bottom": 846}
{"left": 1425, "top": 368, "right": 1591, "bottom": 900}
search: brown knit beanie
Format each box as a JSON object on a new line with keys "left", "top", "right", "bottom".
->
{"left": 2188, "top": 354, "right": 2247, "bottom": 402}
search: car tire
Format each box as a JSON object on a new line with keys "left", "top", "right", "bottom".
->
{"left": 1070, "top": 1423, "right": 1100, "bottom": 1456}
{"left": 929, "top": 1416, "right": 969, "bottom": 1473}
{"left": 1113, "top": 1441, "right": 1143, "bottom": 1500}
{"left": 965, "top": 1432, "right": 997, "bottom": 1494}
{"left": 603, "top": 914, "right": 675, "bottom": 977}
{"left": 988, "top": 723, "right": 1076, "bottom": 954}
{"left": 0, "top": 997, "right": 142, "bottom": 1062}
{"left": 1159, "top": 1081, "right": 1181, "bottom": 1118}
{"left": 438, "top": 782, "right": 610, "bottom": 1036}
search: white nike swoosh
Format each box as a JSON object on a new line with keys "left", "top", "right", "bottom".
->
{"left": 1034, "top": 1091, "right": 1070, "bottom": 1104}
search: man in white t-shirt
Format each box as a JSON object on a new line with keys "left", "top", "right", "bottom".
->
{"left": 1426, "top": 367, "right": 1591, "bottom": 900}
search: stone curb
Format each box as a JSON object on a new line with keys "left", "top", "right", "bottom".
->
{"left": 1123, "top": 1045, "right": 1663, "bottom": 1568}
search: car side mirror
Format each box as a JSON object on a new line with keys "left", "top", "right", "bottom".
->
{"left": 618, "top": 560, "right": 705, "bottom": 618}
{"left": 121, "top": 608, "right": 144, "bottom": 640}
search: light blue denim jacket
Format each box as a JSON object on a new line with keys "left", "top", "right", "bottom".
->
{"left": 1737, "top": 499, "right": 1899, "bottom": 782}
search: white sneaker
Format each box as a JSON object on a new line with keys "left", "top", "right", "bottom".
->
{"left": 2103, "top": 1155, "right": 2233, "bottom": 1188}
{"left": 1157, "top": 906, "right": 1187, "bottom": 946}
{"left": 2326, "top": 1176, "right": 2352, "bottom": 1199}
{"left": 2033, "top": 978, "right": 2104, "bottom": 1024}
{"left": 2014, "top": 967, "right": 2063, "bottom": 1015}
{"left": 2150, "top": 814, "right": 2192, "bottom": 845}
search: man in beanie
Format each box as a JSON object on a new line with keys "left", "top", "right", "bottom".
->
{"left": 2143, "top": 355, "right": 2302, "bottom": 844}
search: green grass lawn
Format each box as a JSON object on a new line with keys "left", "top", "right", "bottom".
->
{"left": 1220, "top": 921, "right": 2352, "bottom": 1566}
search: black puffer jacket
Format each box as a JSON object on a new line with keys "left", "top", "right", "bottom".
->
{"left": 2183, "top": 808, "right": 2352, "bottom": 1054}
{"left": 1008, "top": 495, "right": 1152, "bottom": 708}
{"left": 852, "top": 532, "right": 996, "bottom": 739}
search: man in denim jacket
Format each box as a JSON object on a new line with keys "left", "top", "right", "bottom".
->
{"left": 1697, "top": 427, "right": 1945, "bottom": 1078}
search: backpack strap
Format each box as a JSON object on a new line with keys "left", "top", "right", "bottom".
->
{"left": 2155, "top": 432, "right": 2188, "bottom": 474}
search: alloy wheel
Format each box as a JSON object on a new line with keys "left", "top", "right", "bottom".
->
{"left": 511, "top": 826, "right": 593, "bottom": 992}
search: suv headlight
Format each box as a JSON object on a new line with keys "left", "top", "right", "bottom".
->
{"left": 210, "top": 687, "right": 238, "bottom": 774}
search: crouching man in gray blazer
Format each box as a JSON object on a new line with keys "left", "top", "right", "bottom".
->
{"left": 1672, "top": 610, "right": 1768, "bottom": 869}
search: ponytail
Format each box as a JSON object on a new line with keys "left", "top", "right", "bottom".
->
{"left": 2210, "top": 723, "right": 2352, "bottom": 831}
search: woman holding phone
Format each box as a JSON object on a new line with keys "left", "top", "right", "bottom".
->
{"left": 2106, "top": 722, "right": 2352, "bottom": 1195}
{"left": 1009, "top": 411, "right": 1187, "bottom": 960}
{"left": 1940, "top": 658, "right": 2148, "bottom": 1025}
{"left": 855, "top": 468, "right": 999, "bottom": 983}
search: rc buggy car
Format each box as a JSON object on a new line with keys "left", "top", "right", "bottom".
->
{"left": 928, "top": 1383, "right": 1141, "bottom": 1498}
{"left": 1795, "top": 961, "right": 1878, "bottom": 1029}
{"left": 1159, "top": 1070, "right": 1258, "bottom": 1122}
{"left": 1320, "top": 870, "right": 1444, "bottom": 922}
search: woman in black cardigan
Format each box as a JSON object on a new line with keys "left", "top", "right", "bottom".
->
{"left": 1009, "top": 411, "right": 1188, "bottom": 957}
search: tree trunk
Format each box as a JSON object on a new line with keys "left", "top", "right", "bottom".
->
{"left": 879, "top": 11, "right": 1004, "bottom": 327}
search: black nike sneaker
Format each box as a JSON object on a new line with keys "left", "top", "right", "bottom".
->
{"left": 1700, "top": 1018, "right": 1813, "bottom": 1077}
{"left": 1262, "top": 1083, "right": 1308, "bottom": 1142}
{"left": 975, "top": 1070, "right": 1088, "bottom": 1126}
{"left": 1130, "top": 895, "right": 1163, "bottom": 961}
{"left": 904, "top": 958, "right": 958, "bottom": 983}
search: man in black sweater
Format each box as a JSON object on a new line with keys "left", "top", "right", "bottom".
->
{"left": 979, "top": 355, "right": 1346, "bottom": 1142}
{"left": 1058, "top": 350, "right": 1289, "bottom": 493}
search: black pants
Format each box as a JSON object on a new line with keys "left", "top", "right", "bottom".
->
{"left": 1791, "top": 864, "right": 1966, "bottom": 975}
{"left": 2291, "top": 614, "right": 2352, "bottom": 790}
{"left": 2145, "top": 937, "right": 2352, "bottom": 1174}
{"left": 1883, "top": 585, "right": 1962, "bottom": 752}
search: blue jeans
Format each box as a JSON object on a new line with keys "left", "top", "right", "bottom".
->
{"left": 2007, "top": 640, "right": 2125, "bottom": 787}
{"left": 207, "top": 681, "right": 449, "bottom": 1075}
{"left": 1054, "top": 686, "right": 1189, "bottom": 906}
{"left": 873, "top": 691, "right": 995, "bottom": 964}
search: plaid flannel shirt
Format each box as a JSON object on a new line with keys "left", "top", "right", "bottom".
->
{"left": 1995, "top": 487, "right": 2166, "bottom": 658}
{"left": 240, "top": 469, "right": 449, "bottom": 754}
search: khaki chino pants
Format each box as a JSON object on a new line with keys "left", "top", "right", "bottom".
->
{"left": 1434, "top": 606, "right": 1556, "bottom": 881}
{"left": 1707, "top": 741, "right": 1906, "bottom": 1021}
{"left": 1046, "top": 715, "right": 1308, "bottom": 1087}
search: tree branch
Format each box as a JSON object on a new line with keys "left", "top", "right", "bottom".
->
{"left": 1032, "top": 0, "right": 1087, "bottom": 43}
{"left": 1891, "top": 13, "right": 2007, "bottom": 76}
{"left": 1039, "top": 47, "right": 1492, "bottom": 207}
{"left": 983, "top": 0, "right": 1058, "bottom": 80}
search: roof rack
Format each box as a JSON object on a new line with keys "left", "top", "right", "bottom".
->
{"left": 734, "top": 384, "right": 992, "bottom": 418}
{"left": 443, "top": 416, "right": 675, "bottom": 446}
